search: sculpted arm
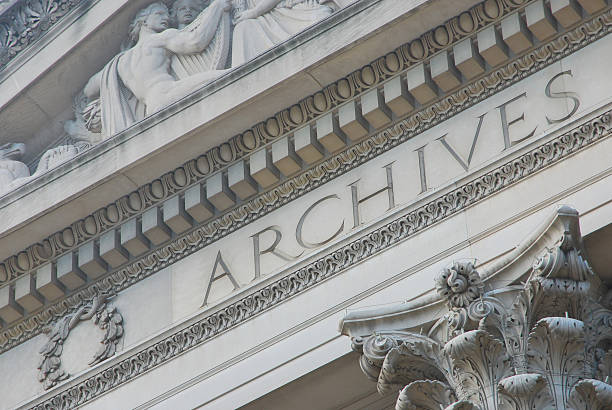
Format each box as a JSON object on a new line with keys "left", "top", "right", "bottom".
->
{"left": 84, "top": 70, "right": 103, "bottom": 100}
{"left": 164, "top": 0, "right": 230, "bottom": 54}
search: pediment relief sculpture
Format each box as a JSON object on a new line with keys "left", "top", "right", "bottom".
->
{"left": 0, "top": 0, "right": 348, "bottom": 197}
{"left": 342, "top": 206, "right": 612, "bottom": 409}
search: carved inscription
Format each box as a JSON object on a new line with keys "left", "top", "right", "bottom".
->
{"left": 196, "top": 69, "right": 584, "bottom": 308}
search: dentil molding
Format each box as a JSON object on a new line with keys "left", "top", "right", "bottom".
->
{"left": 1, "top": 8, "right": 611, "bottom": 355}
{"left": 0, "top": 0, "right": 568, "bottom": 283}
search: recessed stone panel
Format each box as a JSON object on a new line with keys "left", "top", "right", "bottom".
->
{"left": 272, "top": 136, "right": 302, "bottom": 177}
{"left": 14, "top": 274, "right": 43, "bottom": 312}
{"left": 294, "top": 125, "right": 324, "bottom": 164}
{"left": 406, "top": 63, "right": 437, "bottom": 105}
{"left": 142, "top": 207, "right": 172, "bottom": 245}
{"left": 78, "top": 241, "right": 108, "bottom": 279}
{"left": 477, "top": 26, "right": 509, "bottom": 67}
{"left": 501, "top": 12, "right": 533, "bottom": 54}
{"left": 99, "top": 230, "right": 129, "bottom": 268}
{"left": 526, "top": 0, "right": 558, "bottom": 41}
{"left": 35, "top": 263, "right": 65, "bottom": 302}
{"left": 550, "top": 0, "right": 582, "bottom": 28}
{"left": 228, "top": 160, "right": 258, "bottom": 200}
{"left": 56, "top": 253, "right": 86, "bottom": 290}
{"left": 184, "top": 184, "right": 214, "bottom": 222}
{"left": 207, "top": 172, "right": 236, "bottom": 211}
{"left": 430, "top": 51, "right": 462, "bottom": 92}
{"left": 453, "top": 38, "right": 485, "bottom": 80}
{"left": 163, "top": 196, "right": 193, "bottom": 233}
{"left": 338, "top": 100, "right": 369, "bottom": 141}
{"left": 120, "top": 219, "right": 150, "bottom": 257}
{"left": 316, "top": 113, "right": 346, "bottom": 153}
{"left": 383, "top": 75, "right": 414, "bottom": 116}
{"left": 0, "top": 285, "right": 23, "bottom": 324}
{"left": 361, "top": 88, "right": 392, "bottom": 129}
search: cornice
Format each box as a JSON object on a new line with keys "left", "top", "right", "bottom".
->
{"left": 0, "top": 4, "right": 610, "bottom": 354}
{"left": 25, "top": 104, "right": 612, "bottom": 410}
{"left": 0, "top": 0, "right": 102, "bottom": 76}
{"left": 0, "top": 0, "right": 544, "bottom": 282}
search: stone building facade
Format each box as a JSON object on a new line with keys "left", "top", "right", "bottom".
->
{"left": 0, "top": 0, "right": 611, "bottom": 408}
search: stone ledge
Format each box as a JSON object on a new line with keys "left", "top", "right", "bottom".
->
{"left": 0, "top": 5, "right": 608, "bottom": 338}
{"left": 0, "top": 0, "right": 481, "bottom": 259}
{"left": 21, "top": 109, "right": 612, "bottom": 409}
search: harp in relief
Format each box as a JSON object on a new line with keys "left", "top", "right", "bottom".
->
{"left": 171, "top": 6, "right": 231, "bottom": 78}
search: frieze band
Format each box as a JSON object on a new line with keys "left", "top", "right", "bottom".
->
{"left": 0, "top": 0, "right": 555, "bottom": 283}
{"left": 28, "top": 107, "right": 612, "bottom": 410}
{"left": 0, "top": 8, "right": 610, "bottom": 355}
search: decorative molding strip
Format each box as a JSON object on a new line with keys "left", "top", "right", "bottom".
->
{"left": 0, "top": 0, "right": 95, "bottom": 73}
{"left": 0, "top": 0, "right": 548, "bottom": 283}
{"left": 29, "top": 106, "right": 612, "bottom": 410}
{"left": 1, "top": 8, "right": 610, "bottom": 354}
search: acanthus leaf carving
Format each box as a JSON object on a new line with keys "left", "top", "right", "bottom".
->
{"left": 526, "top": 317, "right": 587, "bottom": 408}
{"left": 347, "top": 206, "right": 612, "bottom": 410}
{"left": 567, "top": 379, "right": 612, "bottom": 410}
{"left": 395, "top": 380, "right": 464, "bottom": 410}
{"left": 443, "top": 330, "right": 513, "bottom": 409}
{"left": 497, "top": 373, "right": 554, "bottom": 410}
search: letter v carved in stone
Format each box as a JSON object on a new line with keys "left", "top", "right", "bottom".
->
{"left": 436, "top": 113, "right": 487, "bottom": 172}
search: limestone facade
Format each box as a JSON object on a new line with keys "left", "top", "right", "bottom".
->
{"left": 0, "top": 0, "right": 611, "bottom": 408}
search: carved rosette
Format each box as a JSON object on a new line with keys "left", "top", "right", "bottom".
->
{"left": 38, "top": 295, "right": 123, "bottom": 390}
{"left": 435, "top": 261, "right": 483, "bottom": 309}
{"left": 348, "top": 210, "right": 612, "bottom": 409}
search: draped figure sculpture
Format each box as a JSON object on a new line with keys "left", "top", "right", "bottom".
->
{"left": 83, "top": 0, "right": 232, "bottom": 137}
{"left": 231, "top": 0, "right": 334, "bottom": 66}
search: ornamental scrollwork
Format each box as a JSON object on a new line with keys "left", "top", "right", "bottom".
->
{"left": 37, "top": 294, "right": 123, "bottom": 390}
{"left": 350, "top": 210, "right": 612, "bottom": 409}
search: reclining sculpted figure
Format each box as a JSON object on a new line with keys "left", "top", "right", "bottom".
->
{"left": 83, "top": 0, "right": 232, "bottom": 137}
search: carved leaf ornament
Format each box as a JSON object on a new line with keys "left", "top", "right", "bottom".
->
{"left": 353, "top": 225, "right": 612, "bottom": 409}
{"left": 37, "top": 295, "right": 123, "bottom": 390}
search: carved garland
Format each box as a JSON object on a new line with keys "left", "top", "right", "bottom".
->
{"left": 352, "top": 232, "right": 612, "bottom": 409}
{"left": 1, "top": 11, "right": 611, "bottom": 355}
{"left": 29, "top": 110, "right": 612, "bottom": 408}
{"left": 37, "top": 294, "right": 123, "bottom": 390}
{"left": 0, "top": 0, "right": 552, "bottom": 283}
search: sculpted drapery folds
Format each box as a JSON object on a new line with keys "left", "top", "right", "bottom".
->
{"left": 231, "top": 0, "right": 333, "bottom": 66}
{"left": 0, "top": 0, "right": 343, "bottom": 195}
{"left": 83, "top": 0, "right": 232, "bottom": 137}
{"left": 78, "top": 0, "right": 340, "bottom": 136}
